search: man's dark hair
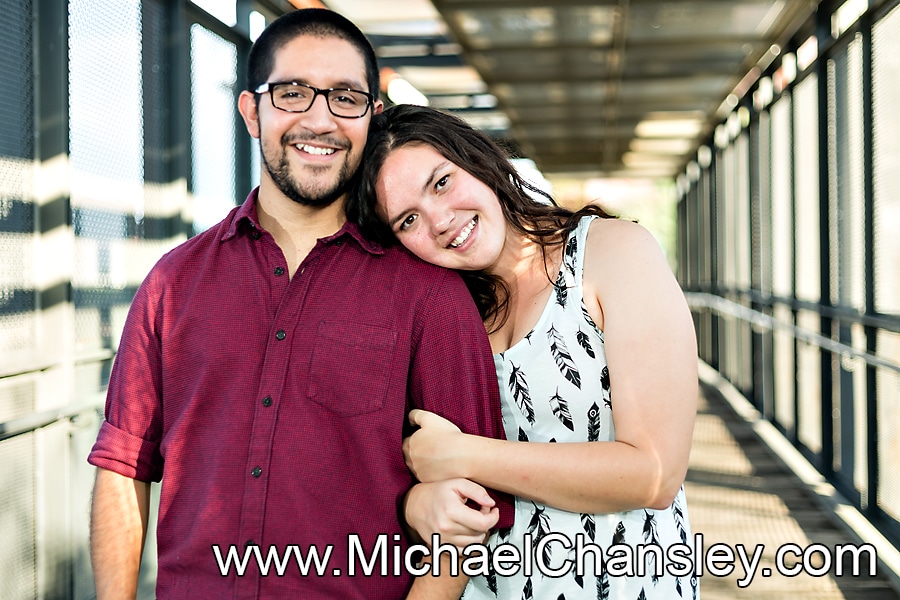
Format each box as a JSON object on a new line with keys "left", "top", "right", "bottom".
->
{"left": 247, "top": 8, "right": 379, "bottom": 99}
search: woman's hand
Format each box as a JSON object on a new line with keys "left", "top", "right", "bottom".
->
{"left": 403, "top": 409, "right": 470, "bottom": 482}
{"left": 404, "top": 480, "right": 499, "bottom": 548}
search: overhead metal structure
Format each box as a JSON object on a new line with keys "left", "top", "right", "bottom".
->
{"left": 331, "top": 0, "right": 822, "bottom": 179}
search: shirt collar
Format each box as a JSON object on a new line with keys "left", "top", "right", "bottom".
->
{"left": 221, "top": 187, "right": 385, "bottom": 256}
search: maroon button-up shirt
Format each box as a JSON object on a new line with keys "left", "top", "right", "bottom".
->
{"left": 89, "top": 190, "right": 513, "bottom": 599}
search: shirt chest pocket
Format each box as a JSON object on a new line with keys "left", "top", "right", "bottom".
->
{"left": 306, "top": 321, "right": 398, "bottom": 416}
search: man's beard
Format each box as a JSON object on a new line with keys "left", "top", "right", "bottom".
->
{"left": 259, "top": 135, "right": 355, "bottom": 208}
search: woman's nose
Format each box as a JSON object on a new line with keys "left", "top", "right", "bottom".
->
{"left": 428, "top": 206, "right": 453, "bottom": 236}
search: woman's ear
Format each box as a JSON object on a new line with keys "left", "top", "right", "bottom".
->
{"left": 237, "top": 90, "right": 261, "bottom": 139}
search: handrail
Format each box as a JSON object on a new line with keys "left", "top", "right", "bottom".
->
{"left": 685, "top": 292, "right": 900, "bottom": 375}
{"left": 0, "top": 398, "right": 104, "bottom": 443}
{"left": 0, "top": 349, "right": 115, "bottom": 380}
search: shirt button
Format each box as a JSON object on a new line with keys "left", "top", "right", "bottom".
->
{"left": 251, "top": 467, "right": 262, "bottom": 478}
{"left": 252, "top": 231, "right": 261, "bottom": 240}
{"left": 334, "top": 240, "right": 343, "bottom": 246}
{"left": 275, "top": 330, "right": 286, "bottom": 341}
{"left": 262, "top": 396, "right": 272, "bottom": 407}
{"left": 274, "top": 266, "right": 284, "bottom": 276}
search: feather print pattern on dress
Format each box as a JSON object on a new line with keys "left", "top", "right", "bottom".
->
{"left": 463, "top": 217, "right": 696, "bottom": 600}
{"left": 508, "top": 362, "right": 535, "bottom": 424}
{"left": 550, "top": 388, "right": 575, "bottom": 431}
{"left": 548, "top": 325, "right": 581, "bottom": 389}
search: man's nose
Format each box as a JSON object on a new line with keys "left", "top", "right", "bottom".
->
{"left": 297, "top": 94, "right": 337, "bottom": 132}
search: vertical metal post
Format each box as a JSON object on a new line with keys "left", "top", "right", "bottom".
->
{"left": 235, "top": 0, "right": 253, "bottom": 201}
{"left": 169, "top": 0, "right": 192, "bottom": 238}
{"left": 34, "top": 1, "right": 74, "bottom": 597}
{"left": 816, "top": 0, "right": 835, "bottom": 478}
{"left": 860, "top": 7, "right": 878, "bottom": 519}
{"left": 708, "top": 152, "right": 719, "bottom": 371}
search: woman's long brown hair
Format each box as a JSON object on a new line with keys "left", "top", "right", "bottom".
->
{"left": 350, "top": 104, "right": 615, "bottom": 332}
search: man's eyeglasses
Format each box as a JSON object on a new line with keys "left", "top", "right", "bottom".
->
{"left": 254, "top": 82, "right": 374, "bottom": 119}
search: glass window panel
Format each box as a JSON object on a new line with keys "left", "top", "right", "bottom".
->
{"left": 793, "top": 74, "right": 820, "bottom": 304}
{"left": 873, "top": 5, "right": 900, "bottom": 316}
{"left": 190, "top": 24, "right": 238, "bottom": 234}
{"left": 770, "top": 96, "right": 793, "bottom": 298}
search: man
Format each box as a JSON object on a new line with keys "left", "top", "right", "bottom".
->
{"left": 88, "top": 9, "right": 510, "bottom": 599}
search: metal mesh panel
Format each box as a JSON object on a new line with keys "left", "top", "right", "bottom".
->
{"left": 699, "top": 171, "right": 713, "bottom": 288}
{"left": 851, "top": 323, "right": 868, "bottom": 500}
{"left": 0, "top": 0, "right": 34, "bottom": 161}
{"left": 877, "top": 330, "right": 900, "bottom": 524}
{"left": 190, "top": 24, "right": 238, "bottom": 234}
{"left": 872, "top": 3, "right": 900, "bottom": 316}
{"left": 796, "top": 309, "right": 822, "bottom": 453}
{"left": 69, "top": 0, "right": 144, "bottom": 355}
{"left": 719, "top": 145, "right": 735, "bottom": 292}
{"left": 734, "top": 133, "right": 753, "bottom": 394}
{"left": 735, "top": 132, "right": 751, "bottom": 292}
{"left": 0, "top": 378, "right": 36, "bottom": 423}
{"left": 0, "top": 433, "right": 37, "bottom": 600}
{"left": 770, "top": 95, "right": 792, "bottom": 299}
{"left": 793, "top": 74, "right": 819, "bottom": 305}
{"left": 757, "top": 112, "right": 772, "bottom": 296}
{"left": 827, "top": 35, "right": 866, "bottom": 311}
{"left": 0, "top": 0, "right": 35, "bottom": 357}
{"left": 773, "top": 303, "right": 795, "bottom": 433}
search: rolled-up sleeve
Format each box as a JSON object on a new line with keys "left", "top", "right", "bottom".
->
{"left": 409, "top": 268, "right": 515, "bottom": 527}
{"left": 88, "top": 271, "right": 165, "bottom": 483}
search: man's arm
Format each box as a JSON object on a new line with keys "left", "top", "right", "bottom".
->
{"left": 409, "top": 269, "right": 514, "bottom": 527}
{"left": 90, "top": 467, "right": 151, "bottom": 599}
{"left": 406, "top": 554, "right": 469, "bottom": 600}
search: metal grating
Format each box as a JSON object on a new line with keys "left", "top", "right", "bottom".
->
{"left": 429, "top": 0, "right": 818, "bottom": 178}
{"left": 796, "top": 309, "right": 822, "bottom": 454}
{"left": 826, "top": 35, "right": 866, "bottom": 312}
{"left": 0, "top": 0, "right": 34, "bottom": 161}
{"left": 0, "top": 434, "right": 37, "bottom": 600}
{"left": 189, "top": 23, "right": 238, "bottom": 234}
{"left": 877, "top": 330, "right": 900, "bottom": 525}
{"left": 872, "top": 3, "right": 900, "bottom": 317}
{"left": 0, "top": 378, "right": 36, "bottom": 423}
{"left": 756, "top": 111, "right": 772, "bottom": 297}
{"left": 769, "top": 94, "right": 792, "bottom": 299}
{"left": 69, "top": 0, "right": 144, "bottom": 354}
{"left": 792, "top": 74, "right": 820, "bottom": 305}
{"left": 0, "top": 0, "right": 35, "bottom": 357}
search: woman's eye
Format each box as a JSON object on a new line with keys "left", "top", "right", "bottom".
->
{"left": 435, "top": 175, "right": 449, "bottom": 190}
{"left": 399, "top": 214, "right": 417, "bottom": 231}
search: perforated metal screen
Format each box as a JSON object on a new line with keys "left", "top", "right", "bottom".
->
{"left": 0, "top": 0, "right": 36, "bottom": 356}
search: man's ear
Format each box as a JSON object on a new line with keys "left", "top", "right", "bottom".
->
{"left": 238, "top": 90, "right": 261, "bottom": 139}
{"left": 372, "top": 99, "right": 384, "bottom": 116}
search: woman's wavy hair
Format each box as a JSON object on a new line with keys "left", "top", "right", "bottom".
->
{"left": 350, "top": 104, "right": 614, "bottom": 332}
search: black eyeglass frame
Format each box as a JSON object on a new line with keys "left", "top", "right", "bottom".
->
{"left": 253, "top": 81, "right": 374, "bottom": 119}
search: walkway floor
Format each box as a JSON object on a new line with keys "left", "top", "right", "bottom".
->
{"left": 686, "top": 379, "right": 899, "bottom": 598}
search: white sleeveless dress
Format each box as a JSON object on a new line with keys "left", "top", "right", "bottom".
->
{"left": 463, "top": 216, "right": 699, "bottom": 600}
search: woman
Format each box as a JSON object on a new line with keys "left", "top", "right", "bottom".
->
{"left": 355, "top": 104, "right": 699, "bottom": 599}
